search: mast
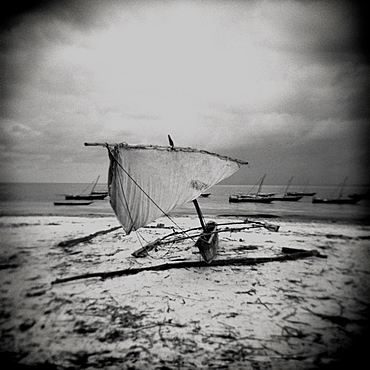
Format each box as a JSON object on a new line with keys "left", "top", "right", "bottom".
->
{"left": 193, "top": 199, "right": 206, "bottom": 232}
{"left": 284, "top": 177, "right": 293, "bottom": 196}
{"left": 339, "top": 177, "right": 348, "bottom": 198}
{"left": 256, "top": 174, "right": 266, "bottom": 197}
{"left": 91, "top": 175, "right": 100, "bottom": 194}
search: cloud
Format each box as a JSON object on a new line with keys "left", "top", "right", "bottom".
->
{"left": 0, "top": 0, "right": 368, "bottom": 184}
{"left": 252, "top": 1, "right": 360, "bottom": 54}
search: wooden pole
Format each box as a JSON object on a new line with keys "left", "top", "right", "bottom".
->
{"left": 52, "top": 249, "right": 325, "bottom": 285}
{"left": 193, "top": 199, "right": 206, "bottom": 232}
{"left": 84, "top": 142, "right": 108, "bottom": 147}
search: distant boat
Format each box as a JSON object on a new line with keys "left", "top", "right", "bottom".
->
{"left": 90, "top": 175, "right": 109, "bottom": 196}
{"left": 64, "top": 176, "right": 108, "bottom": 200}
{"left": 229, "top": 174, "right": 274, "bottom": 203}
{"left": 229, "top": 194, "right": 273, "bottom": 203}
{"left": 287, "top": 191, "right": 316, "bottom": 196}
{"left": 287, "top": 180, "right": 316, "bottom": 196}
{"left": 91, "top": 190, "right": 109, "bottom": 196}
{"left": 65, "top": 194, "right": 107, "bottom": 200}
{"left": 348, "top": 193, "right": 368, "bottom": 200}
{"left": 54, "top": 200, "right": 93, "bottom": 206}
{"left": 269, "top": 177, "right": 302, "bottom": 202}
{"left": 312, "top": 197, "right": 359, "bottom": 204}
{"left": 257, "top": 192, "right": 276, "bottom": 197}
{"left": 312, "top": 177, "right": 361, "bottom": 204}
{"left": 200, "top": 193, "right": 211, "bottom": 197}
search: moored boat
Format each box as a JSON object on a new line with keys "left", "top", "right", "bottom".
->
{"left": 287, "top": 191, "right": 316, "bottom": 196}
{"left": 269, "top": 177, "right": 302, "bottom": 201}
{"left": 91, "top": 190, "right": 109, "bottom": 196}
{"left": 229, "top": 174, "right": 273, "bottom": 203}
{"left": 270, "top": 194, "right": 303, "bottom": 201}
{"left": 312, "top": 177, "right": 361, "bottom": 204}
{"left": 287, "top": 180, "right": 316, "bottom": 196}
{"left": 65, "top": 194, "right": 107, "bottom": 200}
{"left": 312, "top": 197, "right": 359, "bottom": 204}
{"left": 229, "top": 194, "right": 273, "bottom": 203}
{"left": 64, "top": 176, "right": 108, "bottom": 200}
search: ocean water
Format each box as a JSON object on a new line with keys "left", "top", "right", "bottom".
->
{"left": 0, "top": 182, "right": 369, "bottom": 223}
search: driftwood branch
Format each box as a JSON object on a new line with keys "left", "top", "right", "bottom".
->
{"left": 52, "top": 248, "right": 325, "bottom": 285}
{"left": 281, "top": 247, "right": 326, "bottom": 257}
{"left": 58, "top": 226, "right": 122, "bottom": 247}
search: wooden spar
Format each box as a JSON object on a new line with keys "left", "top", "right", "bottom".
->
{"left": 84, "top": 143, "right": 108, "bottom": 147}
{"left": 84, "top": 142, "right": 249, "bottom": 165}
{"left": 161, "top": 224, "right": 267, "bottom": 244}
{"left": 133, "top": 219, "right": 279, "bottom": 257}
{"left": 131, "top": 223, "right": 272, "bottom": 257}
{"left": 52, "top": 248, "right": 325, "bottom": 285}
{"left": 158, "top": 220, "right": 278, "bottom": 241}
{"left": 58, "top": 226, "right": 121, "bottom": 247}
{"left": 192, "top": 199, "right": 206, "bottom": 232}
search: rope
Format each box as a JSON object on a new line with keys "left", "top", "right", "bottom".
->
{"left": 79, "top": 178, "right": 96, "bottom": 195}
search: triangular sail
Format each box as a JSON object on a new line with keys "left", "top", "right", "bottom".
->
{"left": 338, "top": 176, "right": 348, "bottom": 198}
{"left": 256, "top": 174, "right": 266, "bottom": 197}
{"left": 106, "top": 143, "right": 247, "bottom": 233}
{"left": 284, "top": 176, "right": 293, "bottom": 196}
{"left": 91, "top": 175, "right": 100, "bottom": 194}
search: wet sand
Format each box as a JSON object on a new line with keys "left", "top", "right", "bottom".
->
{"left": 1, "top": 215, "right": 370, "bottom": 369}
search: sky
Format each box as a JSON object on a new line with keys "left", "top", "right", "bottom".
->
{"left": 1, "top": 0, "right": 369, "bottom": 186}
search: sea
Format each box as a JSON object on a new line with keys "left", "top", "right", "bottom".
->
{"left": 0, "top": 182, "right": 369, "bottom": 224}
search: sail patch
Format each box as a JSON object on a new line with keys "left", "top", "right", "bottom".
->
{"left": 190, "top": 180, "right": 208, "bottom": 191}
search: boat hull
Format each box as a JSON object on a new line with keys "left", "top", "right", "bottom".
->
{"left": 195, "top": 222, "right": 219, "bottom": 263}
{"left": 229, "top": 195, "right": 273, "bottom": 203}
{"left": 91, "top": 191, "right": 109, "bottom": 196}
{"left": 270, "top": 196, "right": 302, "bottom": 202}
{"left": 287, "top": 192, "right": 316, "bottom": 196}
{"left": 65, "top": 194, "right": 107, "bottom": 200}
{"left": 312, "top": 198, "right": 359, "bottom": 204}
{"left": 54, "top": 201, "right": 93, "bottom": 206}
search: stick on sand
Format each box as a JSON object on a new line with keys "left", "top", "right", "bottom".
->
{"left": 52, "top": 248, "right": 325, "bottom": 285}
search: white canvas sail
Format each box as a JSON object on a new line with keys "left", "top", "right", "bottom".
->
{"left": 105, "top": 143, "right": 248, "bottom": 233}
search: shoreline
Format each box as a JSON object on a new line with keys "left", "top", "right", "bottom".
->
{"left": 1, "top": 211, "right": 369, "bottom": 226}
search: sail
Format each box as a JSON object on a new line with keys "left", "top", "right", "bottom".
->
{"left": 107, "top": 143, "right": 248, "bottom": 233}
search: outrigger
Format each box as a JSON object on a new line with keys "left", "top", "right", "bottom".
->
{"left": 85, "top": 139, "right": 278, "bottom": 263}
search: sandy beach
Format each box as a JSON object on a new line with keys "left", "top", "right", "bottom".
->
{"left": 1, "top": 214, "right": 370, "bottom": 369}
